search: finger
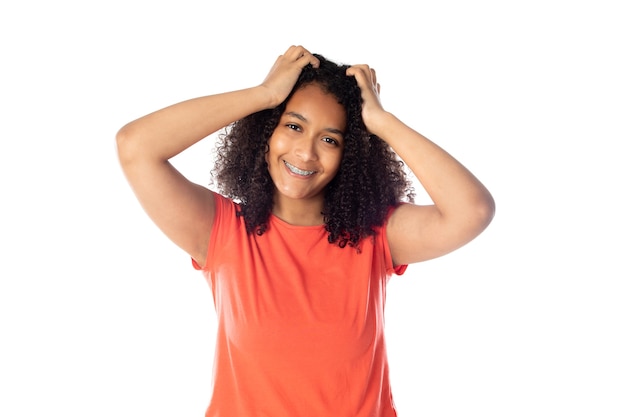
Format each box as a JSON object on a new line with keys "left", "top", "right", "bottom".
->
{"left": 346, "top": 65, "right": 367, "bottom": 82}
{"left": 296, "top": 49, "right": 319, "bottom": 68}
{"left": 284, "top": 45, "right": 319, "bottom": 67}
{"left": 300, "top": 52, "right": 320, "bottom": 68}
{"left": 370, "top": 68, "right": 381, "bottom": 94}
{"left": 348, "top": 65, "right": 376, "bottom": 85}
{"left": 284, "top": 45, "right": 305, "bottom": 60}
{"left": 348, "top": 65, "right": 379, "bottom": 95}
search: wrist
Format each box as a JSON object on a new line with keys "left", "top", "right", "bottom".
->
{"left": 254, "top": 84, "right": 284, "bottom": 109}
{"left": 366, "top": 110, "right": 396, "bottom": 139}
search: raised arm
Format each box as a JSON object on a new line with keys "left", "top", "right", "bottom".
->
{"left": 116, "top": 46, "right": 319, "bottom": 266}
{"left": 346, "top": 65, "right": 495, "bottom": 265}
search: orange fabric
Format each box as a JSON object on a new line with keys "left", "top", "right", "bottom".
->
{"left": 193, "top": 194, "right": 407, "bottom": 416}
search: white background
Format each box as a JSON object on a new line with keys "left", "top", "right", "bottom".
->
{"left": 1, "top": 0, "right": 625, "bottom": 416}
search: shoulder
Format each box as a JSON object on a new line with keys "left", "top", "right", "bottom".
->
{"left": 213, "top": 193, "right": 240, "bottom": 215}
{"left": 193, "top": 193, "right": 243, "bottom": 268}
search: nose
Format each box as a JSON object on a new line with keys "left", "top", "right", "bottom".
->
{"left": 294, "top": 137, "right": 318, "bottom": 162}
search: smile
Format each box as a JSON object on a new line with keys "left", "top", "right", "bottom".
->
{"left": 284, "top": 160, "right": 316, "bottom": 176}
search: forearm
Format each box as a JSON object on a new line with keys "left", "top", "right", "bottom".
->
{"left": 373, "top": 112, "right": 494, "bottom": 217}
{"left": 116, "top": 86, "right": 275, "bottom": 163}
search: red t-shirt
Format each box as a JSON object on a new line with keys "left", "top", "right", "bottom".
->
{"left": 194, "top": 194, "right": 407, "bottom": 416}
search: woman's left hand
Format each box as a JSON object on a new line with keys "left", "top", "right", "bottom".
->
{"left": 346, "top": 64, "right": 387, "bottom": 135}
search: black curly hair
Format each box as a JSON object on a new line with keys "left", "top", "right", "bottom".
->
{"left": 212, "top": 53, "right": 414, "bottom": 249}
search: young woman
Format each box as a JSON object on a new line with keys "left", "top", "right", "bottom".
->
{"left": 116, "top": 45, "right": 495, "bottom": 416}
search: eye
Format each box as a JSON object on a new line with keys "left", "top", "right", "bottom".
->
{"left": 286, "top": 123, "right": 301, "bottom": 131}
{"left": 322, "top": 137, "right": 340, "bottom": 146}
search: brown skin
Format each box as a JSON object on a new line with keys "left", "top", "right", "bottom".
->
{"left": 266, "top": 83, "right": 346, "bottom": 226}
{"left": 116, "top": 45, "right": 495, "bottom": 268}
{"left": 345, "top": 64, "right": 495, "bottom": 264}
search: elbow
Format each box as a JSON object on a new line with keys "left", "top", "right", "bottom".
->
{"left": 115, "top": 123, "right": 142, "bottom": 167}
{"left": 475, "top": 191, "right": 496, "bottom": 231}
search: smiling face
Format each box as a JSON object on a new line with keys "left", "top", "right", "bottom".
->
{"left": 266, "top": 83, "right": 347, "bottom": 217}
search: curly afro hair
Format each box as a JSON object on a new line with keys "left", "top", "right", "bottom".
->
{"left": 212, "top": 53, "right": 414, "bottom": 249}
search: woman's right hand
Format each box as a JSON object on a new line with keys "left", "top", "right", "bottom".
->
{"left": 260, "top": 45, "right": 320, "bottom": 107}
{"left": 116, "top": 46, "right": 319, "bottom": 267}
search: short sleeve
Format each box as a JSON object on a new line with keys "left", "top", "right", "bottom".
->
{"left": 380, "top": 205, "right": 408, "bottom": 277}
{"left": 191, "top": 194, "right": 235, "bottom": 271}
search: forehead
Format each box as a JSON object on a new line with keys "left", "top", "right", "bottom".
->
{"left": 284, "top": 84, "right": 347, "bottom": 130}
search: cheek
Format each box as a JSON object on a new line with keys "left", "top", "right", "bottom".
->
{"left": 266, "top": 135, "right": 286, "bottom": 159}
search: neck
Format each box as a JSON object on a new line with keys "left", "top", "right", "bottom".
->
{"left": 272, "top": 195, "right": 325, "bottom": 226}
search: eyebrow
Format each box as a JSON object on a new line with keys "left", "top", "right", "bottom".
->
{"left": 285, "top": 111, "right": 345, "bottom": 137}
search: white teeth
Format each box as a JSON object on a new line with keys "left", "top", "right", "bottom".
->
{"left": 284, "top": 161, "right": 316, "bottom": 176}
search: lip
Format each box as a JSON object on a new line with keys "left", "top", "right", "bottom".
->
{"left": 283, "top": 160, "right": 317, "bottom": 177}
